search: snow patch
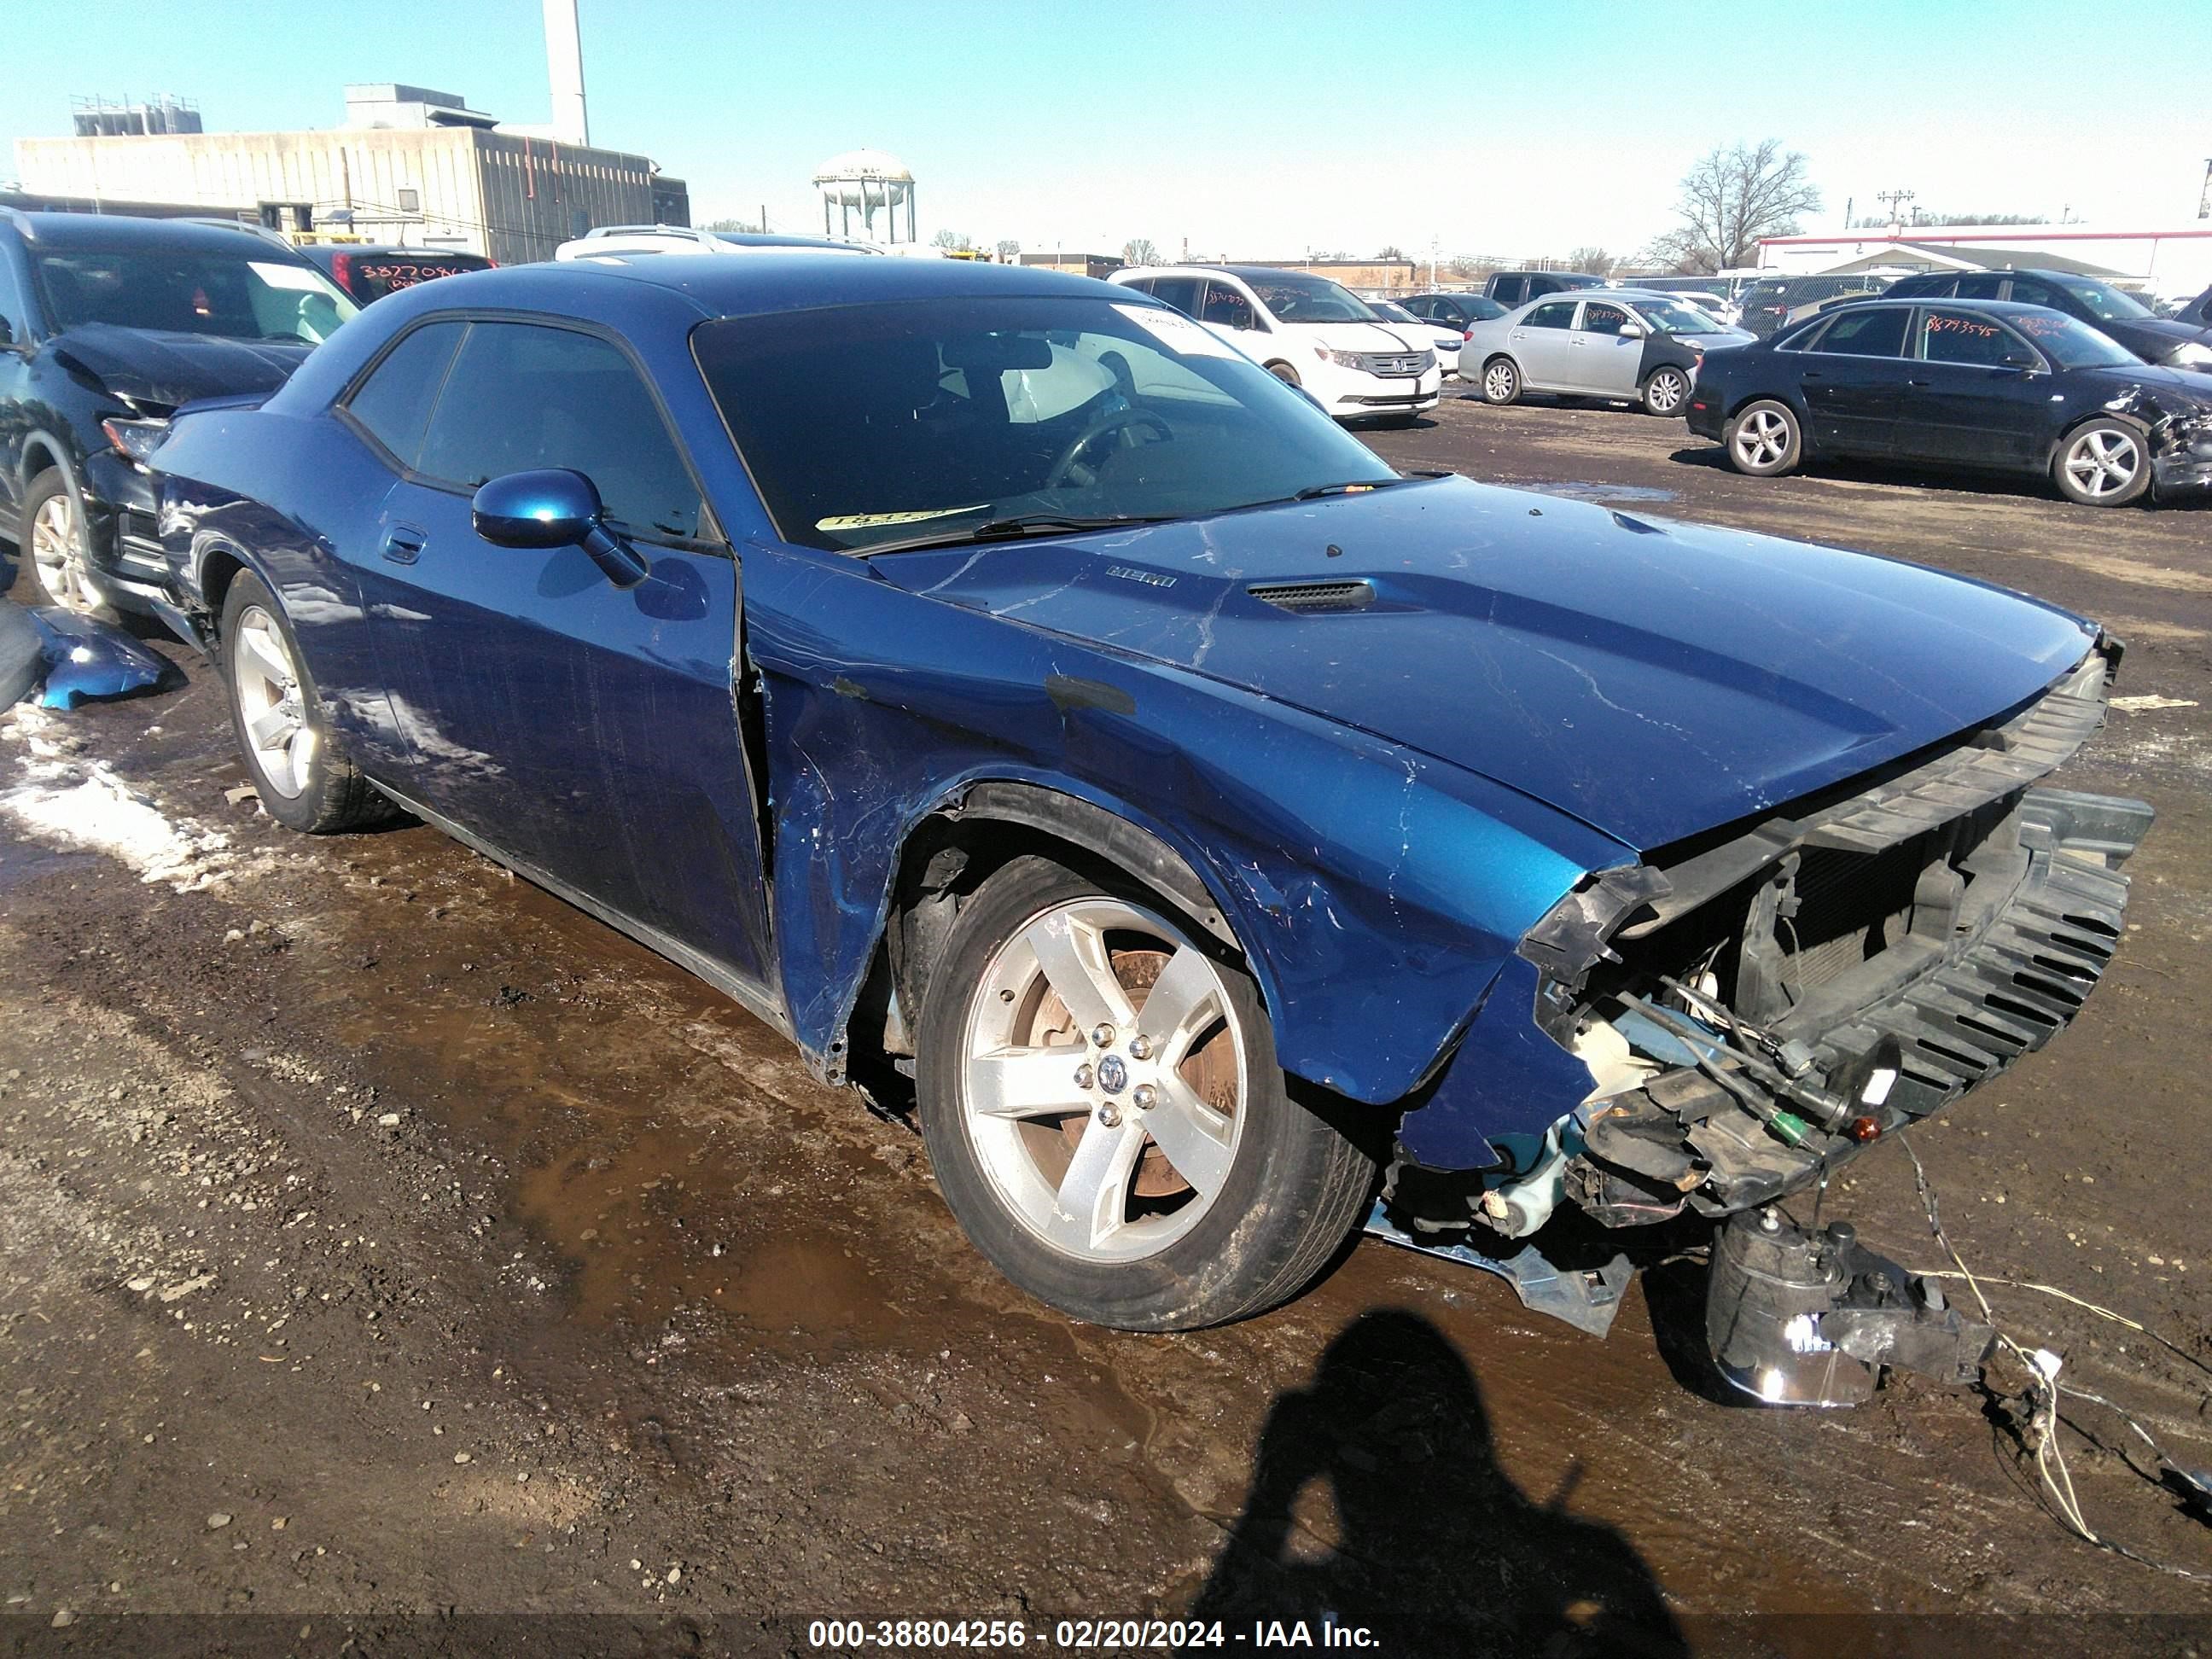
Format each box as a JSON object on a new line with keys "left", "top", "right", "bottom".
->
{"left": 3, "top": 707, "right": 235, "bottom": 891}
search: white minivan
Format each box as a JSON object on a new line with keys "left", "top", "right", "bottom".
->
{"left": 1108, "top": 265, "right": 1441, "bottom": 423}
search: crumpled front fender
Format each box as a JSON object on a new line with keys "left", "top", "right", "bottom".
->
{"left": 740, "top": 544, "right": 1624, "bottom": 1107}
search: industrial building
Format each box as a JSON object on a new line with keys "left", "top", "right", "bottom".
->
{"left": 12, "top": 80, "right": 687, "bottom": 265}
{"left": 1755, "top": 225, "right": 2212, "bottom": 301}
{"left": 12, "top": 5, "right": 682, "bottom": 263}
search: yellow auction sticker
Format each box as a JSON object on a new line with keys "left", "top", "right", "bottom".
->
{"left": 818, "top": 504, "right": 988, "bottom": 531}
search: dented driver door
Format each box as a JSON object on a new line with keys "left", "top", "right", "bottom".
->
{"left": 361, "top": 317, "right": 776, "bottom": 990}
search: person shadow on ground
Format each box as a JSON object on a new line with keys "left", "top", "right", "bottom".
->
{"left": 1191, "top": 1307, "right": 1687, "bottom": 1657}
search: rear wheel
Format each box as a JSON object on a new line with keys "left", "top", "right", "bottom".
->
{"left": 1642, "top": 364, "right": 1691, "bottom": 417}
{"left": 1266, "top": 361, "right": 1301, "bottom": 386}
{"left": 2052, "top": 418, "right": 2150, "bottom": 507}
{"left": 219, "top": 571, "right": 396, "bottom": 833}
{"left": 1725, "top": 399, "right": 1802, "bottom": 477}
{"left": 1480, "top": 356, "right": 1522, "bottom": 405}
{"left": 19, "top": 469, "right": 108, "bottom": 614}
{"left": 916, "top": 855, "right": 1373, "bottom": 1330}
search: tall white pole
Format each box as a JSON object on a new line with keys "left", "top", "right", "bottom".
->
{"left": 544, "top": 0, "right": 590, "bottom": 148}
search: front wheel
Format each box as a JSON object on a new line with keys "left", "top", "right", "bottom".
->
{"left": 916, "top": 856, "right": 1374, "bottom": 1330}
{"left": 1265, "top": 361, "right": 1301, "bottom": 386}
{"left": 1642, "top": 364, "right": 1691, "bottom": 417}
{"left": 18, "top": 469, "right": 109, "bottom": 614}
{"left": 1725, "top": 399, "right": 1802, "bottom": 477}
{"left": 2052, "top": 418, "right": 2150, "bottom": 507}
{"left": 219, "top": 571, "right": 396, "bottom": 833}
{"left": 1479, "top": 356, "right": 1522, "bottom": 405}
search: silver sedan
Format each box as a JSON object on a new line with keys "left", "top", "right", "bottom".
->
{"left": 1462, "top": 289, "right": 1755, "bottom": 416}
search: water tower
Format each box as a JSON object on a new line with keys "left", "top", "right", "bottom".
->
{"left": 814, "top": 149, "right": 917, "bottom": 246}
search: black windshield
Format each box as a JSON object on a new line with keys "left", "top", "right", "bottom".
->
{"left": 694, "top": 295, "right": 1396, "bottom": 554}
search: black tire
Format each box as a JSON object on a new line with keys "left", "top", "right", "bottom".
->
{"left": 2051, "top": 417, "right": 2151, "bottom": 508}
{"left": 14, "top": 468, "right": 109, "bottom": 613}
{"left": 218, "top": 570, "right": 396, "bottom": 833}
{"left": 1266, "top": 361, "right": 1301, "bottom": 386}
{"left": 1478, "top": 356, "right": 1521, "bottom": 406}
{"left": 1723, "top": 398, "right": 1802, "bottom": 477}
{"left": 915, "top": 854, "right": 1374, "bottom": 1330}
{"left": 1641, "top": 364, "right": 1692, "bottom": 417}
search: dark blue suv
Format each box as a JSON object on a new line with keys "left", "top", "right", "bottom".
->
{"left": 0, "top": 210, "right": 354, "bottom": 621}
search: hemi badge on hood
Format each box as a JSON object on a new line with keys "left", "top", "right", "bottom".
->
{"left": 1108, "top": 566, "right": 1177, "bottom": 588}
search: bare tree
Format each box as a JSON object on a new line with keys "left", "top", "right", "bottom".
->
{"left": 1646, "top": 140, "right": 1820, "bottom": 272}
{"left": 932, "top": 227, "right": 970, "bottom": 251}
{"left": 1566, "top": 245, "right": 1615, "bottom": 276}
{"left": 1122, "top": 237, "right": 1162, "bottom": 266}
{"left": 995, "top": 237, "right": 1022, "bottom": 257}
{"left": 1378, "top": 243, "right": 1406, "bottom": 260}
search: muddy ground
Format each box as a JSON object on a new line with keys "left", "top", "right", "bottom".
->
{"left": 2, "top": 395, "right": 2209, "bottom": 1657}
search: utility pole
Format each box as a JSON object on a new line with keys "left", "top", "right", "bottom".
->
{"left": 1876, "top": 188, "right": 1915, "bottom": 230}
{"left": 2199, "top": 159, "right": 2211, "bottom": 220}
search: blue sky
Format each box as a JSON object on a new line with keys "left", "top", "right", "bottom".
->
{"left": 4, "top": 0, "right": 2209, "bottom": 260}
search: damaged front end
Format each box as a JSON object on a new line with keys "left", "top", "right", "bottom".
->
{"left": 2109, "top": 383, "right": 2212, "bottom": 497}
{"left": 1375, "top": 642, "right": 2151, "bottom": 1334}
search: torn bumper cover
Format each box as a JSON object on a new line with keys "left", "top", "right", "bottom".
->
{"left": 1388, "top": 643, "right": 2149, "bottom": 1273}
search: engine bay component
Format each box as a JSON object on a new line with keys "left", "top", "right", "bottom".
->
{"left": 1705, "top": 1208, "right": 1994, "bottom": 1406}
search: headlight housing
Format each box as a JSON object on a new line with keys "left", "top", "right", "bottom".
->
{"left": 2166, "top": 341, "right": 2212, "bottom": 370}
{"left": 1316, "top": 345, "right": 1364, "bottom": 368}
{"left": 102, "top": 416, "right": 172, "bottom": 469}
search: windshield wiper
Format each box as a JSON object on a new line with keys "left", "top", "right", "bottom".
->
{"left": 860, "top": 513, "right": 1177, "bottom": 556}
{"left": 1292, "top": 477, "right": 1416, "bottom": 500}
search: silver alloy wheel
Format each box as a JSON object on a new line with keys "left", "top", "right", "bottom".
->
{"left": 1483, "top": 361, "right": 1517, "bottom": 401}
{"left": 1647, "top": 369, "right": 1688, "bottom": 413}
{"left": 2063, "top": 427, "right": 2142, "bottom": 499}
{"left": 230, "top": 604, "right": 317, "bottom": 799}
{"left": 960, "top": 896, "right": 1248, "bottom": 1264}
{"left": 28, "top": 489, "right": 107, "bottom": 614}
{"left": 1733, "top": 407, "right": 1792, "bottom": 469}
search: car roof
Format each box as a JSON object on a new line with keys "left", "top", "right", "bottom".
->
{"left": 1, "top": 210, "right": 312, "bottom": 258}
{"left": 298, "top": 243, "right": 487, "bottom": 261}
{"left": 382, "top": 252, "right": 1130, "bottom": 321}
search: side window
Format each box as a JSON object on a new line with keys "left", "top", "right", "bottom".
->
{"left": 1493, "top": 276, "right": 1526, "bottom": 307}
{"left": 1579, "top": 301, "right": 1631, "bottom": 335}
{"left": 1147, "top": 276, "right": 1202, "bottom": 317}
{"left": 1522, "top": 300, "right": 1576, "bottom": 330}
{"left": 2005, "top": 276, "right": 2064, "bottom": 310}
{"left": 1955, "top": 274, "right": 2005, "bottom": 300}
{"left": 1402, "top": 297, "right": 1433, "bottom": 320}
{"left": 416, "top": 323, "right": 704, "bottom": 542}
{"left": 0, "top": 249, "right": 27, "bottom": 344}
{"left": 1198, "top": 281, "right": 1257, "bottom": 330}
{"left": 1918, "top": 308, "right": 2019, "bottom": 368}
{"left": 343, "top": 321, "right": 465, "bottom": 469}
{"left": 1120, "top": 276, "right": 1155, "bottom": 296}
{"left": 1815, "top": 306, "right": 1908, "bottom": 358}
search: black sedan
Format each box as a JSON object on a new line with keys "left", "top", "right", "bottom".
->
{"left": 1685, "top": 297, "right": 2212, "bottom": 507}
{"left": 1883, "top": 268, "right": 2212, "bottom": 372}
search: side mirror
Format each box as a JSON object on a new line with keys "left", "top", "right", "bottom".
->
{"left": 472, "top": 468, "right": 649, "bottom": 588}
{"left": 2000, "top": 352, "right": 2040, "bottom": 374}
{"left": 1618, "top": 322, "right": 1648, "bottom": 340}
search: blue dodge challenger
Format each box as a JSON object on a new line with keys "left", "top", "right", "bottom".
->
{"left": 147, "top": 255, "right": 2148, "bottom": 1333}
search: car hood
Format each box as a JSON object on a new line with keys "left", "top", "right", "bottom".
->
{"left": 2103, "top": 315, "right": 2212, "bottom": 359}
{"left": 1680, "top": 328, "right": 1756, "bottom": 350}
{"left": 47, "top": 323, "right": 313, "bottom": 413}
{"left": 1281, "top": 320, "right": 1435, "bottom": 353}
{"left": 873, "top": 477, "right": 2098, "bottom": 851}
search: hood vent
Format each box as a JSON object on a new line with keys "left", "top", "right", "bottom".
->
{"left": 1248, "top": 579, "right": 1375, "bottom": 614}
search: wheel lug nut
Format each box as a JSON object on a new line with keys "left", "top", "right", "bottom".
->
{"left": 1097, "top": 1104, "right": 1122, "bottom": 1128}
{"left": 1132, "top": 1084, "right": 1156, "bottom": 1111}
{"left": 1074, "top": 1063, "right": 1094, "bottom": 1091}
{"left": 1091, "top": 1023, "right": 1115, "bottom": 1048}
{"left": 1128, "top": 1034, "right": 1152, "bottom": 1060}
